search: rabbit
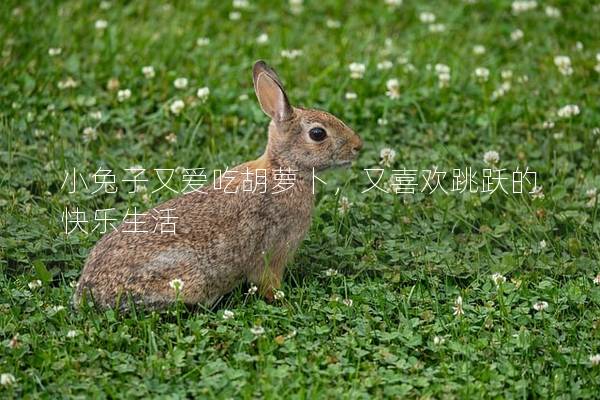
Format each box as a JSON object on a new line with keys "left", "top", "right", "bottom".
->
{"left": 73, "top": 60, "right": 363, "bottom": 310}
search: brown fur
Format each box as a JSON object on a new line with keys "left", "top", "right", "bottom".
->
{"left": 74, "top": 61, "right": 362, "bottom": 310}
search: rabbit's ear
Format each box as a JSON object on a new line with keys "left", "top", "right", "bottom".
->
{"left": 253, "top": 60, "right": 294, "bottom": 122}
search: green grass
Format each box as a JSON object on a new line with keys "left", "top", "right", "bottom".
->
{"left": 1, "top": 0, "right": 600, "bottom": 398}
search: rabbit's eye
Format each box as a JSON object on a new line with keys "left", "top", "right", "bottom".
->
{"left": 309, "top": 127, "right": 327, "bottom": 142}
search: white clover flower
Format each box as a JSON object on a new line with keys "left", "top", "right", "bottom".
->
{"left": 338, "top": 196, "right": 352, "bottom": 214}
{"left": 66, "top": 330, "right": 78, "bottom": 338}
{"left": 250, "top": 325, "right": 265, "bottom": 336}
{"left": 593, "top": 274, "right": 600, "bottom": 285}
{"left": 89, "top": 110, "right": 103, "bottom": 120}
{"left": 196, "top": 86, "right": 210, "bottom": 102}
{"left": 326, "top": 19, "right": 341, "bottom": 29}
{"left": 419, "top": 12, "right": 436, "bottom": 23}
{"left": 385, "top": 0, "right": 403, "bottom": 7}
{"left": 229, "top": 11, "right": 241, "bottom": 20}
{"left": 222, "top": 310, "right": 235, "bottom": 320}
{"left": 539, "top": 240, "right": 547, "bottom": 249}
{"left": 57, "top": 77, "right": 79, "bottom": 90}
{"left": 428, "top": 23, "right": 446, "bottom": 33}
{"left": 129, "top": 162, "right": 143, "bottom": 170}
{"left": 501, "top": 69, "right": 513, "bottom": 80}
{"left": 557, "top": 104, "right": 580, "bottom": 118}
{"left": 554, "top": 55, "right": 573, "bottom": 76}
{"left": 168, "top": 278, "right": 184, "bottom": 291}
{"left": 435, "top": 64, "right": 451, "bottom": 88}
{"left": 510, "top": 29, "right": 524, "bottom": 41}
{"left": 233, "top": 0, "right": 249, "bottom": 9}
{"left": 0, "top": 373, "right": 16, "bottom": 387}
{"left": 107, "top": 77, "right": 120, "bottom": 91}
{"left": 586, "top": 188, "right": 597, "bottom": 198}
{"left": 585, "top": 188, "right": 598, "bottom": 208}
{"left": 48, "top": 305, "right": 65, "bottom": 315}
{"left": 8, "top": 334, "right": 20, "bottom": 349}
{"left": 196, "top": 37, "right": 210, "bottom": 47}
{"left": 511, "top": 1, "right": 537, "bottom": 14}
{"left": 554, "top": 56, "right": 571, "bottom": 68}
{"left": 95, "top": 19, "right": 108, "bottom": 30}
{"left": 286, "top": 329, "right": 297, "bottom": 339}
{"left": 28, "top": 279, "right": 42, "bottom": 290}
{"left": 542, "top": 120, "right": 555, "bottom": 129}
{"left": 142, "top": 65, "right": 155, "bottom": 79}
{"left": 281, "top": 49, "right": 303, "bottom": 59}
{"left": 349, "top": 62, "right": 366, "bottom": 79}
{"left": 473, "top": 45, "right": 486, "bottom": 55}
{"left": 531, "top": 185, "right": 545, "bottom": 199}
{"left": 435, "top": 64, "right": 450, "bottom": 74}
{"left": 532, "top": 301, "right": 548, "bottom": 311}
{"left": 173, "top": 77, "right": 188, "bottom": 89}
{"left": 165, "top": 133, "right": 177, "bottom": 143}
{"left": 474, "top": 67, "right": 490, "bottom": 82}
{"left": 247, "top": 285, "right": 258, "bottom": 295}
{"left": 490, "top": 88, "right": 506, "bottom": 100}
{"left": 82, "top": 96, "right": 96, "bottom": 106}
{"left": 345, "top": 92, "right": 357, "bottom": 100}
{"left": 491, "top": 273, "right": 507, "bottom": 286}
{"left": 377, "top": 117, "right": 389, "bottom": 126}
{"left": 325, "top": 268, "right": 338, "bottom": 276}
{"left": 483, "top": 150, "right": 500, "bottom": 165}
{"left": 100, "top": 1, "right": 111, "bottom": 10}
{"left": 170, "top": 99, "right": 185, "bottom": 115}
{"left": 256, "top": 33, "right": 269, "bottom": 44}
{"left": 274, "top": 290, "right": 285, "bottom": 300}
{"left": 433, "top": 335, "right": 445, "bottom": 345}
{"left": 385, "top": 78, "right": 400, "bottom": 99}
{"left": 380, "top": 147, "right": 396, "bottom": 167}
{"left": 452, "top": 295, "right": 464, "bottom": 316}
{"left": 491, "top": 82, "right": 511, "bottom": 100}
{"left": 48, "top": 47, "right": 62, "bottom": 56}
{"left": 117, "top": 89, "right": 131, "bottom": 102}
{"left": 82, "top": 127, "right": 98, "bottom": 143}
{"left": 342, "top": 298, "right": 353, "bottom": 307}
{"left": 289, "top": 0, "right": 303, "bottom": 14}
{"left": 377, "top": 60, "right": 393, "bottom": 70}
{"left": 545, "top": 6, "right": 561, "bottom": 18}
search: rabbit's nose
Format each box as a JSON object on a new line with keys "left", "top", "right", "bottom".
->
{"left": 352, "top": 136, "right": 363, "bottom": 153}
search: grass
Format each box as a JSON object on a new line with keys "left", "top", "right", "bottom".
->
{"left": 1, "top": 0, "right": 600, "bottom": 397}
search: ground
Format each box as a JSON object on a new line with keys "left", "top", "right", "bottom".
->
{"left": 1, "top": 0, "right": 600, "bottom": 398}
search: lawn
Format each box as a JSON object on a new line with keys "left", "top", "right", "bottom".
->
{"left": 1, "top": 0, "right": 600, "bottom": 398}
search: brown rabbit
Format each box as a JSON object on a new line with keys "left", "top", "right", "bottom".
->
{"left": 74, "top": 60, "right": 362, "bottom": 310}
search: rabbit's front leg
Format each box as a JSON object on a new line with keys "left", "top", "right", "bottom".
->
{"left": 247, "top": 247, "right": 287, "bottom": 302}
